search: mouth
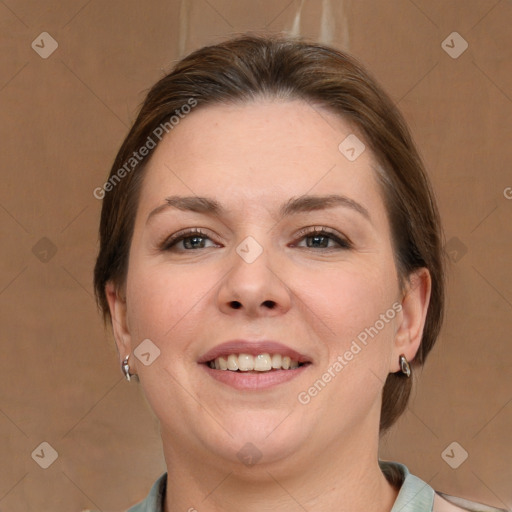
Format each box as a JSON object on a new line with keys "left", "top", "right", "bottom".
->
{"left": 198, "top": 340, "right": 312, "bottom": 390}
{"left": 205, "top": 353, "right": 309, "bottom": 372}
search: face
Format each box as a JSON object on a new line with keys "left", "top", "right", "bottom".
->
{"left": 109, "top": 100, "right": 427, "bottom": 471}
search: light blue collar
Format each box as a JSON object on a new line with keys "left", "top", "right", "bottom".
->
{"left": 380, "top": 461, "right": 435, "bottom": 512}
{"left": 126, "top": 472, "right": 166, "bottom": 511}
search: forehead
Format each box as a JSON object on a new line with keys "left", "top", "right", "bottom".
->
{"left": 138, "top": 100, "right": 386, "bottom": 219}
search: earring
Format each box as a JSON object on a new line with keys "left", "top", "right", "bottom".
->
{"left": 122, "top": 355, "right": 131, "bottom": 382}
{"left": 399, "top": 354, "right": 411, "bottom": 377}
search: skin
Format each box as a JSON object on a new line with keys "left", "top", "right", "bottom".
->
{"left": 107, "top": 100, "right": 432, "bottom": 512}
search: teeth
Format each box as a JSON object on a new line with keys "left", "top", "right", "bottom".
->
{"left": 226, "top": 354, "right": 238, "bottom": 371}
{"left": 254, "top": 354, "right": 272, "bottom": 371}
{"left": 209, "top": 353, "right": 303, "bottom": 372}
{"left": 238, "top": 354, "right": 254, "bottom": 371}
{"left": 271, "top": 354, "right": 282, "bottom": 369}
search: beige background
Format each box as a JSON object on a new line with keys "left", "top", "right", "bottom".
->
{"left": 1, "top": 1, "right": 511, "bottom": 511}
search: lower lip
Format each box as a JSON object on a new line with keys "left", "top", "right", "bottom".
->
{"left": 200, "top": 364, "right": 310, "bottom": 390}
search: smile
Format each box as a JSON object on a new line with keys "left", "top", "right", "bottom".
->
{"left": 207, "top": 353, "right": 305, "bottom": 372}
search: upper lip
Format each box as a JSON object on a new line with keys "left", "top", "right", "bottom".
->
{"left": 198, "top": 340, "right": 312, "bottom": 364}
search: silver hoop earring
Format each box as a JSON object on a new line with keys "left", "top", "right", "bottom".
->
{"left": 122, "top": 355, "right": 131, "bottom": 382}
{"left": 399, "top": 354, "right": 411, "bottom": 378}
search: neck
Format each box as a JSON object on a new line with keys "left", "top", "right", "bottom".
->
{"left": 162, "top": 417, "right": 399, "bottom": 512}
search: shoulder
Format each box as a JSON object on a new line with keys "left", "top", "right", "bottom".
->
{"left": 79, "top": 474, "right": 167, "bottom": 512}
{"left": 125, "top": 473, "right": 167, "bottom": 512}
{"left": 379, "top": 460, "right": 508, "bottom": 512}
{"left": 434, "top": 491, "right": 509, "bottom": 512}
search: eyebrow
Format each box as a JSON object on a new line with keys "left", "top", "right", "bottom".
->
{"left": 279, "top": 194, "right": 371, "bottom": 223}
{"left": 146, "top": 194, "right": 371, "bottom": 224}
{"left": 147, "top": 196, "right": 225, "bottom": 223}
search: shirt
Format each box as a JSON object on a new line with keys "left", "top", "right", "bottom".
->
{"left": 125, "top": 461, "right": 507, "bottom": 512}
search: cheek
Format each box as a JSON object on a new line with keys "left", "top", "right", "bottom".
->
{"left": 294, "top": 261, "right": 398, "bottom": 339}
{"left": 293, "top": 259, "right": 400, "bottom": 398}
{"left": 290, "top": 266, "right": 399, "bottom": 435}
{"left": 125, "top": 258, "right": 226, "bottom": 353}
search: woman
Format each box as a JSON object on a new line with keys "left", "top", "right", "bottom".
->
{"left": 93, "top": 34, "right": 505, "bottom": 512}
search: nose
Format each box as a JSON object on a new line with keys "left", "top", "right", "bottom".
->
{"left": 216, "top": 244, "right": 292, "bottom": 318}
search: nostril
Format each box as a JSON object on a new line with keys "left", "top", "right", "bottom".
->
{"left": 228, "top": 300, "right": 276, "bottom": 310}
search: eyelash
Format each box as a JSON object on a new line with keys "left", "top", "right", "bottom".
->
{"left": 293, "top": 227, "right": 352, "bottom": 250}
{"left": 160, "top": 228, "right": 215, "bottom": 251}
{"left": 160, "top": 227, "right": 352, "bottom": 252}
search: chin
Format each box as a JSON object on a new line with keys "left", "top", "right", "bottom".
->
{"left": 209, "top": 413, "right": 311, "bottom": 469}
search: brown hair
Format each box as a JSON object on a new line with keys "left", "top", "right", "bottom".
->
{"left": 94, "top": 34, "right": 445, "bottom": 434}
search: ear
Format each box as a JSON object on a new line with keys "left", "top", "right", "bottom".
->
{"left": 105, "top": 281, "right": 133, "bottom": 362}
{"left": 391, "top": 268, "right": 432, "bottom": 372}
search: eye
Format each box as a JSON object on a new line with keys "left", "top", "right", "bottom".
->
{"left": 161, "top": 229, "right": 220, "bottom": 251}
{"left": 293, "top": 227, "right": 352, "bottom": 250}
